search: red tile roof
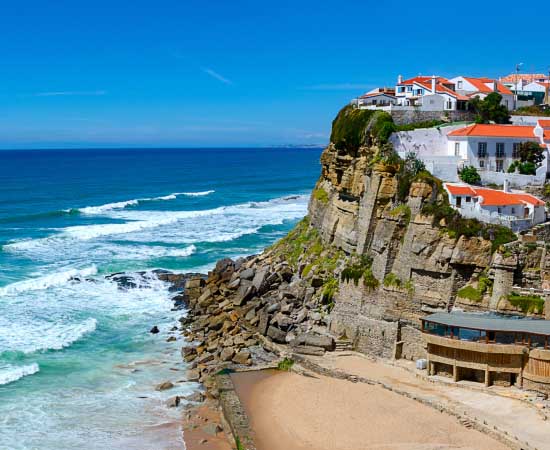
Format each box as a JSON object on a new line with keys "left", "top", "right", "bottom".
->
{"left": 398, "top": 76, "right": 451, "bottom": 86}
{"left": 463, "top": 77, "right": 513, "bottom": 95}
{"left": 445, "top": 184, "right": 476, "bottom": 196}
{"left": 448, "top": 124, "right": 536, "bottom": 138}
{"left": 445, "top": 184, "right": 545, "bottom": 207}
{"left": 538, "top": 120, "right": 550, "bottom": 128}
{"left": 501, "top": 73, "right": 548, "bottom": 83}
{"left": 413, "top": 80, "right": 470, "bottom": 101}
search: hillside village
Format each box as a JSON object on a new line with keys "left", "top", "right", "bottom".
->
{"left": 352, "top": 72, "right": 550, "bottom": 232}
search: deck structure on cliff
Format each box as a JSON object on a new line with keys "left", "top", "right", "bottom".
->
{"left": 422, "top": 312, "right": 550, "bottom": 394}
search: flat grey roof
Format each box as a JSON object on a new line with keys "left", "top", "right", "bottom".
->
{"left": 423, "top": 312, "right": 550, "bottom": 336}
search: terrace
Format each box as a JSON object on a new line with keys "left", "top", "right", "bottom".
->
{"left": 421, "top": 312, "right": 550, "bottom": 392}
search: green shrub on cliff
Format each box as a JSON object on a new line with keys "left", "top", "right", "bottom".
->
{"left": 313, "top": 187, "right": 329, "bottom": 204}
{"left": 330, "top": 105, "right": 375, "bottom": 152}
{"left": 383, "top": 273, "right": 402, "bottom": 288}
{"left": 277, "top": 358, "right": 294, "bottom": 371}
{"left": 457, "top": 285, "right": 483, "bottom": 302}
{"left": 341, "top": 255, "right": 378, "bottom": 291}
{"left": 322, "top": 277, "right": 338, "bottom": 303}
{"left": 508, "top": 293, "right": 544, "bottom": 314}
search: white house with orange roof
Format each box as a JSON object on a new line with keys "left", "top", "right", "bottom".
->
{"left": 444, "top": 183, "right": 546, "bottom": 231}
{"left": 449, "top": 76, "right": 515, "bottom": 110}
{"left": 446, "top": 123, "right": 544, "bottom": 173}
{"left": 394, "top": 75, "right": 469, "bottom": 111}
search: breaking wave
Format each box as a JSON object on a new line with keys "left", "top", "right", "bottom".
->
{"left": 0, "top": 266, "right": 98, "bottom": 296}
{"left": 0, "top": 363, "right": 40, "bottom": 386}
{"left": 77, "top": 190, "right": 215, "bottom": 215}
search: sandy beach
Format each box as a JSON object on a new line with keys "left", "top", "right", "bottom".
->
{"left": 231, "top": 370, "right": 509, "bottom": 450}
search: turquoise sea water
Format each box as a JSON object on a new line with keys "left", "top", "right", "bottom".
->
{"left": 0, "top": 147, "right": 321, "bottom": 450}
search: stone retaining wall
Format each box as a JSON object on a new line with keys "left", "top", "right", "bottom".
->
{"left": 390, "top": 109, "right": 475, "bottom": 125}
{"left": 215, "top": 373, "right": 257, "bottom": 450}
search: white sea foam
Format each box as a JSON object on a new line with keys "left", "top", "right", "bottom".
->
{"left": 0, "top": 318, "right": 98, "bottom": 355}
{"left": 78, "top": 199, "right": 140, "bottom": 214}
{"left": 78, "top": 190, "right": 214, "bottom": 215}
{"left": 180, "top": 190, "right": 215, "bottom": 197}
{"left": 0, "top": 266, "right": 98, "bottom": 296}
{"left": 0, "top": 363, "right": 40, "bottom": 386}
{"left": 3, "top": 194, "right": 309, "bottom": 265}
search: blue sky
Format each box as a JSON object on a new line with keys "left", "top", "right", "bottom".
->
{"left": 1, "top": 0, "right": 549, "bottom": 149}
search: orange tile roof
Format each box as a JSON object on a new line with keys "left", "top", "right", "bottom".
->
{"left": 448, "top": 124, "right": 535, "bottom": 138}
{"left": 445, "top": 184, "right": 476, "bottom": 196}
{"left": 445, "top": 184, "right": 545, "bottom": 207}
{"left": 501, "top": 73, "right": 548, "bottom": 83}
{"left": 414, "top": 80, "right": 470, "bottom": 101}
{"left": 398, "top": 76, "right": 450, "bottom": 85}
{"left": 538, "top": 120, "right": 550, "bottom": 128}
{"left": 463, "top": 77, "right": 513, "bottom": 95}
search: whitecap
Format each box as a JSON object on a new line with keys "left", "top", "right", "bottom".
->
{"left": 0, "top": 266, "right": 98, "bottom": 296}
{"left": 0, "top": 363, "right": 40, "bottom": 386}
{"left": 0, "top": 318, "right": 98, "bottom": 354}
{"left": 179, "top": 190, "right": 215, "bottom": 197}
{"left": 77, "top": 190, "right": 214, "bottom": 215}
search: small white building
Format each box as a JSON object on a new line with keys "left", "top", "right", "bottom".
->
{"left": 394, "top": 75, "right": 469, "bottom": 111}
{"left": 357, "top": 90, "right": 396, "bottom": 107}
{"left": 444, "top": 183, "right": 546, "bottom": 231}
{"left": 449, "top": 76, "right": 515, "bottom": 110}
{"left": 446, "top": 123, "right": 543, "bottom": 173}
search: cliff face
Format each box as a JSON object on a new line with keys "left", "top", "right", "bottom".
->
{"left": 308, "top": 141, "right": 497, "bottom": 359}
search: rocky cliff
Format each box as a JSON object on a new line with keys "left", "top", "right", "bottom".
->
{"left": 179, "top": 106, "right": 549, "bottom": 387}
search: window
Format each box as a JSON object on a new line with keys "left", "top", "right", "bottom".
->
{"left": 372, "top": 99, "right": 377, "bottom": 105}
{"left": 511, "top": 207, "right": 516, "bottom": 214}
{"left": 496, "top": 143, "right": 505, "bottom": 158}
{"left": 478, "top": 142, "right": 487, "bottom": 157}
{"left": 466, "top": 196, "right": 471, "bottom": 202}
{"left": 454, "top": 142, "right": 460, "bottom": 156}
{"left": 512, "top": 143, "right": 520, "bottom": 158}
{"left": 406, "top": 86, "right": 412, "bottom": 92}
{"left": 399, "top": 87, "right": 406, "bottom": 93}
{"left": 498, "top": 207, "right": 502, "bottom": 214}
{"left": 479, "top": 160, "right": 485, "bottom": 168}
{"left": 457, "top": 81, "right": 463, "bottom": 89}
{"left": 496, "top": 160, "right": 504, "bottom": 172}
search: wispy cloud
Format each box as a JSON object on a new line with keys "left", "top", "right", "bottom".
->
{"left": 301, "top": 83, "right": 372, "bottom": 91}
{"left": 33, "top": 90, "right": 107, "bottom": 97}
{"left": 201, "top": 67, "right": 232, "bottom": 85}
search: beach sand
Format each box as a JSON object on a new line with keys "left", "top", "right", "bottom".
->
{"left": 181, "top": 403, "right": 234, "bottom": 450}
{"left": 232, "top": 370, "right": 509, "bottom": 450}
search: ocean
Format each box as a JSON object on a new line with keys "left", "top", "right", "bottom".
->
{"left": 0, "top": 147, "right": 321, "bottom": 450}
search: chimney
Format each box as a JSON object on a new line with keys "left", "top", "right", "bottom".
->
{"left": 493, "top": 80, "right": 498, "bottom": 92}
{"left": 503, "top": 178, "right": 511, "bottom": 193}
{"left": 398, "top": 74, "right": 403, "bottom": 84}
{"left": 431, "top": 75, "right": 436, "bottom": 94}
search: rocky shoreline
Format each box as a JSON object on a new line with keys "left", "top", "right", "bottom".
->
{"left": 146, "top": 236, "right": 345, "bottom": 448}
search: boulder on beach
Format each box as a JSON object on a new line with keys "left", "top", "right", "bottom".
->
{"left": 150, "top": 325, "right": 160, "bottom": 334}
{"left": 155, "top": 381, "right": 174, "bottom": 391}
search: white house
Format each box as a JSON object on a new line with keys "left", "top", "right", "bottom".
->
{"left": 357, "top": 88, "right": 396, "bottom": 107}
{"left": 444, "top": 183, "right": 546, "bottom": 231}
{"left": 446, "top": 123, "right": 543, "bottom": 173}
{"left": 517, "top": 81, "right": 550, "bottom": 106}
{"left": 449, "top": 76, "right": 515, "bottom": 110}
{"left": 394, "top": 75, "right": 469, "bottom": 111}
